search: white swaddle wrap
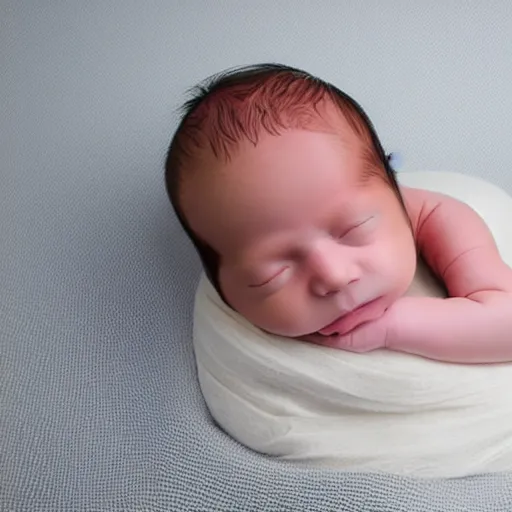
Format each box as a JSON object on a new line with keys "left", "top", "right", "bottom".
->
{"left": 193, "top": 171, "right": 512, "bottom": 478}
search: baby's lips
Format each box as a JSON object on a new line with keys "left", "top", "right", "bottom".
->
{"left": 318, "top": 316, "right": 348, "bottom": 336}
{"left": 318, "top": 297, "right": 384, "bottom": 336}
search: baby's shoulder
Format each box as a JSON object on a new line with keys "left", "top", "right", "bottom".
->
{"left": 399, "top": 186, "right": 452, "bottom": 238}
{"left": 399, "top": 186, "right": 434, "bottom": 236}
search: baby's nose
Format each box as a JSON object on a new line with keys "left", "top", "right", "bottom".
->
{"left": 311, "top": 273, "right": 353, "bottom": 297}
{"left": 308, "top": 244, "right": 357, "bottom": 297}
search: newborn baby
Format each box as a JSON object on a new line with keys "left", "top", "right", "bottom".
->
{"left": 165, "top": 63, "right": 512, "bottom": 364}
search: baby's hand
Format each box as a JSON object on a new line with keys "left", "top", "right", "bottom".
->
{"left": 311, "top": 313, "right": 391, "bottom": 353}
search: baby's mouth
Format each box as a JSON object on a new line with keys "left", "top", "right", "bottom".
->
{"left": 315, "top": 297, "right": 382, "bottom": 337}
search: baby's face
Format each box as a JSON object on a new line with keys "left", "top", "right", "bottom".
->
{"left": 182, "top": 127, "right": 417, "bottom": 341}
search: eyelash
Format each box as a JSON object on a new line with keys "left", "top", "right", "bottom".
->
{"left": 249, "top": 267, "right": 289, "bottom": 288}
{"left": 336, "top": 217, "right": 372, "bottom": 239}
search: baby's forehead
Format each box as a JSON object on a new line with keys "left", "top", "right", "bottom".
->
{"left": 182, "top": 132, "right": 384, "bottom": 235}
{"left": 183, "top": 132, "right": 384, "bottom": 236}
{"left": 191, "top": 124, "right": 353, "bottom": 181}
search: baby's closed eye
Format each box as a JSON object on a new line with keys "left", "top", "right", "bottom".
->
{"left": 335, "top": 216, "right": 376, "bottom": 244}
{"left": 248, "top": 266, "right": 290, "bottom": 288}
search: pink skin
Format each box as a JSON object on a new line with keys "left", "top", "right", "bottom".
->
{"left": 182, "top": 109, "right": 512, "bottom": 364}
{"left": 383, "top": 186, "right": 512, "bottom": 363}
{"left": 182, "top": 126, "right": 417, "bottom": 341}
{"left": 305, "top": 184, "right": 512, "bottom": 362}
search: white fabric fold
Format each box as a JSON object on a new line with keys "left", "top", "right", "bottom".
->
{"left": 193, "top": 171, "right": 512, "bottom": 477}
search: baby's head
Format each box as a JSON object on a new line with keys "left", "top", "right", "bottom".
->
{"left": 165, "top": 64, "right": 417, "bottom": 341}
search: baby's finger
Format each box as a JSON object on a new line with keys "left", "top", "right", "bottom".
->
{"left": 334, "top": 322, "right": 385, "bottom": 353}
{"left": 333, "top": 331, "right": 369, "bottom": 353}
{"left": 309, "top": 331, "right": 365, "bottom": 352}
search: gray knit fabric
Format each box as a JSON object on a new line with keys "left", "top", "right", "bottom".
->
{"left": 3, "top": 153, "right": 512, "bottom": 511}
{"left": 4, "top": 2, "right": 512, "bottom": 509}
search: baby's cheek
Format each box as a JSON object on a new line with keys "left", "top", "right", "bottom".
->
{"left": 374, "top": 237, "right": 416, "bottom": 295}
{"left": 252, "top": 293, "right": 311, "bottom": 337}
{"left": 220, "top": 271, "right": 315, "bottom": 337}
{"left": 218, "top": 274, "right": 251, "bottom": 316}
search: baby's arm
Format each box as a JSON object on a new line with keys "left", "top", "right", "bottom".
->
{"left": 388, "top": 187, "right": 512, "bottom": 363}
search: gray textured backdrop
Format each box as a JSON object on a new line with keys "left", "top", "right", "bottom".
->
{"left": 3, "top": 1, "right": 512, "bottom": 194}
{"left": 4, "top": 2, "right": 512, "bottom": 511}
